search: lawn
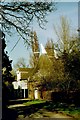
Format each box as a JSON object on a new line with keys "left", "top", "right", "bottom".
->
{"left": 23, "top": 99, "right": 46, "bottom": 106}
{"left": 43, "top": 102, "right": 80, "bottom": 119}
{"left": 60, "top": 107, "right": 80, "bottom": 118}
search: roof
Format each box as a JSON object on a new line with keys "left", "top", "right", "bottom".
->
{"left": 17, "top": 68, "right": 34, "bottom": 80}
{"left": 17, "top": 68, "right": 33, "bottom": 72}
{"left": 20, "top": 72, "right": 29, "bottom": 80}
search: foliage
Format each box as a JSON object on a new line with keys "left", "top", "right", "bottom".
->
{"left": 1, "top": 30, "right": 14, "bottom": 111}
{"left": 30, "top": 40, "right": 64, "bottom": 90}
{"left": 62, "top": 50, "right": 80, "bottom": 90}
{"left": 2, "top": 30, "right": 14, "bottom": 83}
{"left": 54, "top": 16, "right": 79, "bottom": 54}
{"left": 30, "top": 31, "right": 40, "bottom": 67}
{"left": 32, "top": 54, "right": 53, "bottom": 88}
{"left": 30, "top": 25, "right": 80, "bottom": 91}
{"left": 53, "top": 16, "right": 80, "bottom": 91}
{"left": 32, "top": 48, "right": 65, "bottom": 90}
{"left": 10, "top": 69, "right": 17, "bottom": 79}
{"left": 45, "top": 39, "right": 54, "bottom": 59}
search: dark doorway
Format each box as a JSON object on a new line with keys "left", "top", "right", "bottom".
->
{"left": 22, "top": 89, "right": 28, "bottom": 98}
{"left": 25, "top": 89, "right": 28, "bottom": 98}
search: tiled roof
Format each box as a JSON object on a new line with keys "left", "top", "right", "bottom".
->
{"left": 21, "top": 72, "right": 29, "bottom": 80}
{"left": 17, "top": 68, "right": 34, "bottom": 80}
{"left": 17, "top": 68, "right": 33, "bottom": 72}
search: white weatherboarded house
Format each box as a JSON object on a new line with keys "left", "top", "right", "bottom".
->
{"left": 12, "top": 68, "right": 33, "bottom": 99}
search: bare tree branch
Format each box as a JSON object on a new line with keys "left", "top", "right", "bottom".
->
{"left": 0, "top": 2, "right": 56, "bottom": 46}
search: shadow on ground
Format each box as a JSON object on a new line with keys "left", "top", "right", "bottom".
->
{"left": 2, "top": 100, "right": 80, "bottom": 120}
{"left": 43, "top": 101, "right": 80, "bottom": 119}
{"left": 44, "top": 101, "right": 80, "bottom": 112}
{"left": 2, "top": 107, "right": 18, "bottom": 120}
{"left": 2, "top": 101, "right": 48, "bottom": 120}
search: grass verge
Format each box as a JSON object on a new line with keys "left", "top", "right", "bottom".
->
{"left": 23, "top": 99, "right": 46, "bottom": 106}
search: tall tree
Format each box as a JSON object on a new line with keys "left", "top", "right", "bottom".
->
{"left": 1, "top": 30, "right": 14, "bottom": 113}
{"left": 45, "top": 39, "right": 54, "bottom": 59}
{"left": 54, "top": 16, "right": 80, "bottom": 91}
{"left": 2, "top": 30, "right": 14, "bottom": 83}
{"left": 30, "top": 31, "right": 40, "bottom": 67}
{"left": 31, "top": 39, "right": 65, "bottom": 91}
{"left": 32, "top": 53, "right": 66, "bottom": 91}
{"left": 0, "top": 1, "right": 56, "bottom": 45}
{"left": 54, "top": 16, "right": 74, "bottom": 54}
{"left": 63, "top": 48, "right": 80, "bottom": 91}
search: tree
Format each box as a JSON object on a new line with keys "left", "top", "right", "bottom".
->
{"left": 2, "top": 30, "right": 14, "bottom": 83}
{"left": 63, "top": 49, "right": 80, "bottom": 91}
{"left": 0, "top": 1, "right": 56, "bottom": 45}
{"left": 32, "top": 54, "right": 53, "bottom": 89}
{"left": 29, "top": 31, "right": 40, "bottom": 67}
{"left": 54, "top": 16, "right": 77, "bottom": 54}
{"left": 31, "top": 39, "right": 65, "bottom": 91}
{"left": 10, "top": 69, "right": 17, "bottom": 80}
{"left": 54, "top": 16, "right": 80, "bottom": 91}
{"left": 45, "top": 39, "right": 54, "bottom": 59}
{"left": 1, "top": 30, "right": 14, "bottom": 113}
{"left": 13, "top": 57, "right": 27, "bottom": 70}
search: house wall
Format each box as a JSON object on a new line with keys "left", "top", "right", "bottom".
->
{"left": 16, "top": 71, "right": 21, "bottom": 81}
{"left": 12, "top": 80, "right": 28, "bottom": 89}
{"left": 28, "top": 82, "right": 41, "bottom": 100}
{"left": 12, "top": 80, "right": 28, "bottom": 99}
{"left": 15, "top": 69, "right": 42, "bottom": 100}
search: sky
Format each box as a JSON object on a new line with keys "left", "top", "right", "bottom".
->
{"left": 5, "top": 2, "right": 78, "bottom": 68}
